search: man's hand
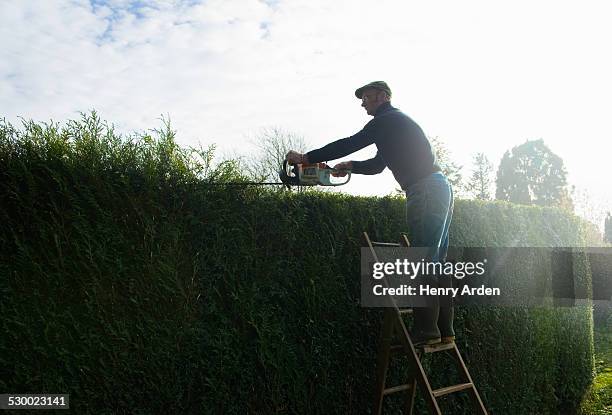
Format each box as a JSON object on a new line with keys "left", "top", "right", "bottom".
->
{"left": 285, "top": 150, "right": 308, "bottom": 164}
{"left": 332, "top": 161, "right": 352, "bottom": 177}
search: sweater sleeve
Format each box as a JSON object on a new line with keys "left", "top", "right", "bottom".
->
{"left": 306, "top": 122, "right": 375, "bottom": 163}
{"left": 351, "top": 152, "right": 386, "bottom": 175}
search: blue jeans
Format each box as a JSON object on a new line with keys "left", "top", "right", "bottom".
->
{"left": 405, "top": 172, "right": 454, "bottom": 340}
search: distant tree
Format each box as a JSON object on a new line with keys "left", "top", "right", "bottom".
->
{"left": 467, "top": 152, "right": 493, "bottom": 200}
{"left": 247, "top": 127, "right": 307, "bottom": 182}
{"left": 495, "top": 139, "right": 573, "bottom": 210}
{"left": 605, "top": 212, "right": 612, "bottom": 244}
{"left": 571, "top": 186, "right": 608, "bottom": 238}
{"left": 429, "top": 136, "right": 464, "bottom": 195}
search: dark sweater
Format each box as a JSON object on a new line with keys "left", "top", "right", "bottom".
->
{"left": 306, "top": 102, "right": 441, "bottom": 189}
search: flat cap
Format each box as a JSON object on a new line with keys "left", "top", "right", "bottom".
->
{"left": 354, "top": 81, "right": 392, "bottom": 99}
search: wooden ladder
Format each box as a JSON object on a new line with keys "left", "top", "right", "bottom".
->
{"left": 363, "top": 232, "right": 488, "bottom": 415}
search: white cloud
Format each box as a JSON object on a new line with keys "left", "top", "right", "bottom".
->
{"left": 1, "top": 0, "right": 611, "bottom": 227}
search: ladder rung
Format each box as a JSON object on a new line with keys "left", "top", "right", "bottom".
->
{"left": 421, "top": 342, "right": 455, "bottom": 353}
{"left": 433, "top": 382, "right": 473, "bottom": 397}
{"left": 392, "top": 339, "right": 454, "bottom": 354}
{"left": 371, "top": 241, "right": 401, "bottom": 247}
{"left": 399, "top": 308, "right": 412, "bottom": 315}
{"left": 383, "top": 383, "right": 413, "bottom": 395}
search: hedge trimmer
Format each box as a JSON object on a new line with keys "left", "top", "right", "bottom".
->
{"left": 278, "top": 160, "right": 351, "bottom": 188}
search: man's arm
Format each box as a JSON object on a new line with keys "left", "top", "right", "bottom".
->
{"left": 306, "top": 125, "right": 375, "bottom": 163}
{"left": 350, "top": 152, "right": 386, "bottom": 175}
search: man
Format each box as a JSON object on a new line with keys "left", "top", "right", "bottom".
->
{"left": 286, "top": 81, "right": 454, "bottom": 346}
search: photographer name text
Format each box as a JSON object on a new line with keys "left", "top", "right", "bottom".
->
{"left": 373, "top": 284, "right": 500, "bottom": 297}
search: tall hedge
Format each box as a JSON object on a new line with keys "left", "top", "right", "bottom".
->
{"left": 0, "top": 115, "right": 595, "bottom": 414}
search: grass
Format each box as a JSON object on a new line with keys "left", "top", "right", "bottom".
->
{"left": 580, "top": 326, "right": 612, "bottom": 414}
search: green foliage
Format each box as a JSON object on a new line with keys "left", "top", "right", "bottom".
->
{"left": 496, "top": 139, "right": 573, "bottom": 210}
{"left": 430, "top": 136, "right": 464, "bottom": 195}
{"left": 0, "top": 114, "right": 597, "bottom": 414}
{"left": 467, "top": 152, "right": 493, "bottom": 200}
{"left": 579, "top": 329, "right": 612, "bottom": 415}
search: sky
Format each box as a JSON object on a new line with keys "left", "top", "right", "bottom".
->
{"left": 1, "top": 0, "right": 611, "bottom": 229}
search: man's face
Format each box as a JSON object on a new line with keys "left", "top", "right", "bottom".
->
{"left": 360, "top": 88, "right": 385, "bottom": 116}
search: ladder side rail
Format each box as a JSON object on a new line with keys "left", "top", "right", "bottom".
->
{"left": 450, "top": 344, "right": 488, "bottom": 414}
{"left": 362, "top": 232, "right": 408, "bottom": 319}
{"left": 364, "top": 232, "right": 442, "bottom": 415}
